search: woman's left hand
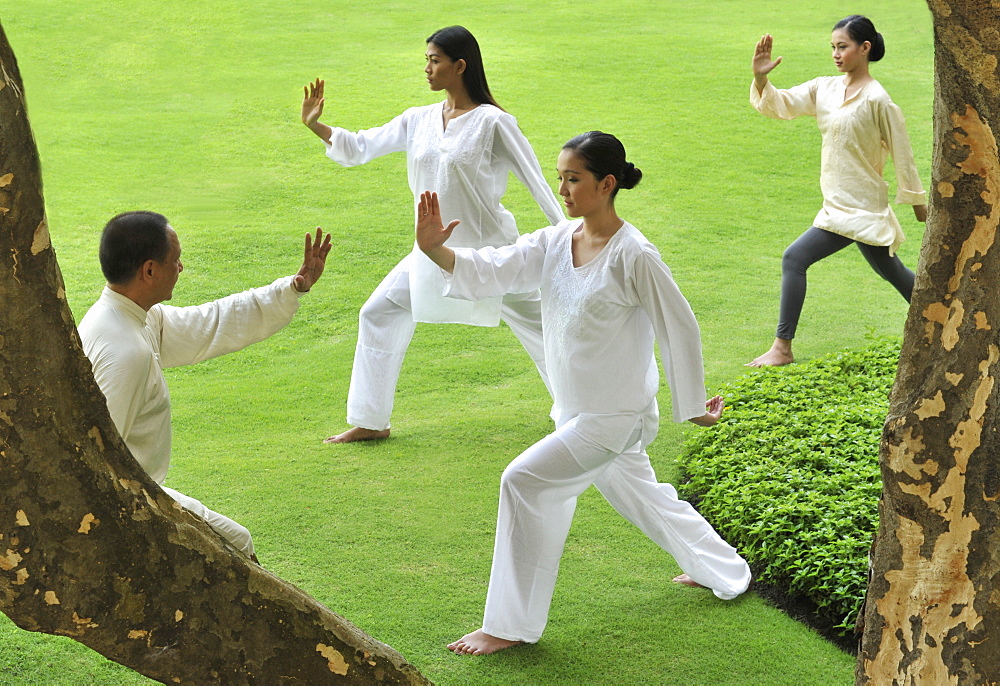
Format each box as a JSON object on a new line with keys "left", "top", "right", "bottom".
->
{"left": 690, "top": 395, "right": 725, "bottom": 427}
{"left": 913, "top": 204, "right": 928, "bottom": 223}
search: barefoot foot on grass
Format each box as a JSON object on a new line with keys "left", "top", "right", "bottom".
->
{"left": 447, "top": 629, "right": 523, "bottom": 656}
{"left": 746, "top": 340, "right": 794, "bottom": 367}
{"left": 672, "top": 574, "right": 706, "bottom": 589}
{"left": 323, "top": 427, "right": 390, "bottom": 444}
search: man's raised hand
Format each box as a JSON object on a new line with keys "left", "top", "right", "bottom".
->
{"left": 416, "top": 191, "right": 459, "bottom": 273}
{"left": 293, "top": 228, "right": 332, "bottom": 293}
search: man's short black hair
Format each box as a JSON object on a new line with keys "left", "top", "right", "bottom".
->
{"left": 99, "top": 211, "right": 171, "bottom": 285}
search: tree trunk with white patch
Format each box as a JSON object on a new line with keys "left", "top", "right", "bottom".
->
{"left": 0, "top": 20, "right": 430, "bottom": 686}
{"left": 856, "top": 1, "right": 1000, "bottom": 683}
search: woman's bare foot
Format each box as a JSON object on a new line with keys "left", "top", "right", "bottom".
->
{"left": 447, "top": 629, "right": 523, "bottom": 656}
{"left": 323, "top": 426, "right": 390, "bottom": 444}
{"left": 672, "top": 574, "right": 707, "bottom": 589}
{"left": 746, "top": 338, "right": 794, "bottom": 367}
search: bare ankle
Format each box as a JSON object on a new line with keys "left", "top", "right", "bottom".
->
{"left": 772, "top": 338, "right": 792, "bottom": 355}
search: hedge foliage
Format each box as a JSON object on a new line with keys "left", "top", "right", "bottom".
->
{"left": 678, "top": 338, "right": 901, "bottom": 633}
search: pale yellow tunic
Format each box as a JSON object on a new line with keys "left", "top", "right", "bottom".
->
{"left": 751, "top": 77, "right": 926, "bottom": 254}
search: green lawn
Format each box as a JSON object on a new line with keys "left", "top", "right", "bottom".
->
{"left": 1, "top": 1, "right": 932, "bottom": 684}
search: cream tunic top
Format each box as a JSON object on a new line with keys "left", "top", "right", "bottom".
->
{"left": 750, "top": 77, "right": 926, "bottom": 254}
{"left": 445, "top": 220, "right": 708, "bottom": 453}
{"left": 324, "top": 102, "right": 564, "bottom": 325}
{"left": 79, "top": 278, "right": 302, "bottom": 484}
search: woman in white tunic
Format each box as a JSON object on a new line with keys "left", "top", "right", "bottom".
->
{"left": 301, "top": 26, "right": 564, "bottom": 442}
{"left": 746, "top": 15, "right": 928, "bottom": 367}
{"left": 415, "top": 132, "right": 751, "bottom": 655}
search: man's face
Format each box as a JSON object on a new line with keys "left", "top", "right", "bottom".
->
{"left": 152, "top": 226, "right": 183, "bottom": 302}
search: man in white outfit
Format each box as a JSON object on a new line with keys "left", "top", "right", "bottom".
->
{"left": 78, "top": 211, "right": 331, "bottom": 561}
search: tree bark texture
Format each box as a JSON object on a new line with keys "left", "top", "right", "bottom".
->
{"left": 0, "top": 21, "right": 430, "bottom": 686}
{"left": 857, "top": 1, "right": 1000, "bottom": 683}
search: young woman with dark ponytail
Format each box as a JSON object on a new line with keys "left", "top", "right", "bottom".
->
{"left": 416, "top": 131, "right": 751, "bottom": 655}
{"left": 747, "top": 15, "right": 927, "bottom": 367}
{"left": 301, "top": 26, "right": 564, "bottom": 442}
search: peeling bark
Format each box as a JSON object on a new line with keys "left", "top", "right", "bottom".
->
{"left": 0, "top": 20, "right": 430, "bottom": 685}
{"left": 857, "top": 1, "right": 1000, "bottom": 684}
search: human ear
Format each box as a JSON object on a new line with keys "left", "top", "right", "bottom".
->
{"left": 455, "top": 58, "right": 466, "bottom": 75}
{"left": 601, "top": 174, "right": 617, "bottom": 194}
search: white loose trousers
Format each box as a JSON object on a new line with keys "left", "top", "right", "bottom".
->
{"left": 482, "top": 416, "right": 751, "bottom": 643}
{"left": 347, "top": 257, "right": 550, "bottom": 431}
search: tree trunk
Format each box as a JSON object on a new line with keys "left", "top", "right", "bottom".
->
{"left": 0, "top": 20, "right": 430, "bottom": 686}
{"left": 856, "top": 1, "right": 1000, "bottom": 683}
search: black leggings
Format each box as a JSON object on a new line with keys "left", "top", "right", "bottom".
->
{"left": 776, "top": 226, "right": 914, "bottom": 340}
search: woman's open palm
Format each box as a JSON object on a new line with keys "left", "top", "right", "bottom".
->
{"left": 753, "top": 34, "right": 782, "bottom": 77}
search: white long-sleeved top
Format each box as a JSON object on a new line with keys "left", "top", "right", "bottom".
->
{"left": 445, "top": 220, "right": 708, "bottom": 453}
{"left": 750, "top": 77, "right": 926, "bottom": 254}
{"left": 324, "top": 102, "right": 564, "bottom": 325}
{"left": 78, "top": 278, "right": 302, "bottom": 484}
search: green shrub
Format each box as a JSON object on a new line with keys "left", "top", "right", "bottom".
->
{"left": 679, "top": 338, "right": 900, "bottom": 633}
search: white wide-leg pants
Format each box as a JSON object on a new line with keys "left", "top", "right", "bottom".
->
{"left": 345, "top": 259, "right": 550, "bottom": 431}
{"left": 162, "top": 486, "right": 254, "bottom": 558}
{"left": 481, "top": 419, "right": 751, "bottom": 643}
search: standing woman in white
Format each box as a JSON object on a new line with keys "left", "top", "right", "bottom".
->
{"left": 302, "top": 26, "right": 564, "bottom": 443}
{"left": 416, "top": 132, "right": 751, "bottom": 656}
{"left": 746, "top": 15, "right": 928, "bottom": 367}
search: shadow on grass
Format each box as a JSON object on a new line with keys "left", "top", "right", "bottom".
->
{"left": 751, "top": 574, "right": 858, "bottom": 655}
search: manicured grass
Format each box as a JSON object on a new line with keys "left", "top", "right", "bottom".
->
{"left": 2, "top": 1, "right": 932, "bottom": 683}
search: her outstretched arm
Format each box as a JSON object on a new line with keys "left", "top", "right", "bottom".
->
{"left": 494, "top": 116, "right": 565, "bottom": 226}
{"left": 416, "top": 191, "right": 459, "bottom": 273}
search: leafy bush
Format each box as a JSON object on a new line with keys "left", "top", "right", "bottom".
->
{"left": 678, "top": 338, "right": 901, "bottom": 633}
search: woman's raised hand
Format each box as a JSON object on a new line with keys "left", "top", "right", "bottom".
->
{"left": 302, "top": 78, "right": 326, "bottom": 127}
{"left": 752, "top": 34, "right": 782, "bottom": 78}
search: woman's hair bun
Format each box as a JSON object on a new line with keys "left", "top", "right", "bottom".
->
{"left": 870, "top": 31, "right": 885, "bottom": 62}
{"left": 621, "top": 162, "right": 643, "bottom": 190}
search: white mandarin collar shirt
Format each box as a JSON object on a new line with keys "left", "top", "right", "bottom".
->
{"left": 324, "top": 102, "right": 564, "bottom": 325}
